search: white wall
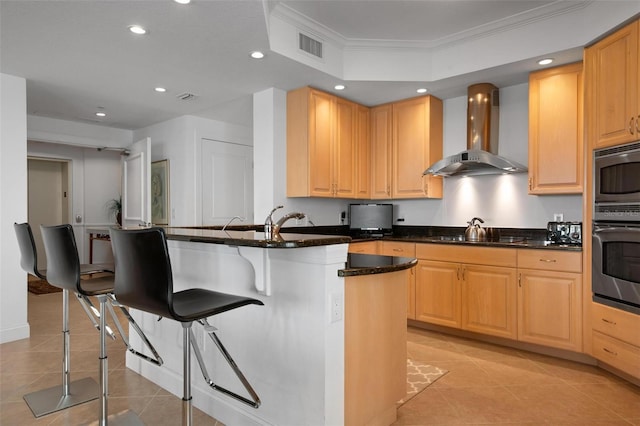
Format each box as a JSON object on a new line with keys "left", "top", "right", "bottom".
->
{"left": 133, "top": 115, "right": 252, "bottom": 226}
{"left": 257, "top": 83, "right": 581, "bottom": 229}
{"left": 0, "top": 73, "right": 29, "bottom": 343}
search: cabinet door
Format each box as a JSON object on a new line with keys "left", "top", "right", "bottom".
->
{"left": 308, "top": 89, "right": 336, "bottom": 196}
{"left": 370, "top": 104, "right": 392, "bottom": 199}
{"left": 348, "top": 240, "right": 379, "bottom": 254}
{"left": 586, "top": 20, "right": 639, "bottom": 149}
{"left": 528, "top": 62, "right": 584, "bottom": 194}
{"left": 415, "top": 260, "right": 461, "bottom": 328}
{"left": 518, "top": 269, "right": 582, "bottom": 351}
{"left": 462, "top": 265, "right": 517, "bottom": 339}
{"left": 392, "top": 96, "right": 443, "bottom": 199}
{"left": 380, "top": 241, "right": 416, "bottom": 319}
{"left": 355, "top": 105, "right": 371, "bottom": 199}
{"left": 335, "top": 97, "right": 357, "bottom": 198}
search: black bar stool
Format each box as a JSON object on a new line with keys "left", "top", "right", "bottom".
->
{"left": 14, "top": 222, "right": 115, "bottom": 417}
{"left": 110, "top": 227, "right": 263, "bottom": 426}
{"left": 40, "top": 224, "right": 162, "bottom": 425}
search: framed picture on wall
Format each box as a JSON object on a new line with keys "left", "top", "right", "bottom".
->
{"left": 151, "top": 159, "right": 169, "bottom": 225}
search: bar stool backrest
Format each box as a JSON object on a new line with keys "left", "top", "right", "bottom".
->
{"left": 110, "top": 227, "right": 175, "bottom": 319}
{"left": 14, "top": 222, "right": 46, "bottom": 280}
{"left": 40, "top": 224, "right": 82, "bottom": 292}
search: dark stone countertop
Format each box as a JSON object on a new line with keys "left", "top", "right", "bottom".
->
{"left": 163, "top": 227, "right": 351, "bottom": 248}
{"left": 338, "top": 254, "right": 417, "bottom": 277}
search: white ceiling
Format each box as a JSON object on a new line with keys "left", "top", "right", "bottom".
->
{"left": 0, "top": 1, "right": 638, "bottom": 131}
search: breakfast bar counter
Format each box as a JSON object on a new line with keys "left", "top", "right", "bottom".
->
{"left": 125, "top": 227, "right": 414, "bottom": 426}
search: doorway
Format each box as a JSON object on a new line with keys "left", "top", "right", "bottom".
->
{"left": 27, "top": 157, "right": 70, "bottom": 270}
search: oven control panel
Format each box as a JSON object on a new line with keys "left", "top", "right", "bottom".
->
{"left": 547, "top": 221, "right": 582, "bottom": 245}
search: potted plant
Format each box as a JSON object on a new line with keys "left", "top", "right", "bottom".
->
{"left": 106, "top": 197, "right": 122, "bottom": 226}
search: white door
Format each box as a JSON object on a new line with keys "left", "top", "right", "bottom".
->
{"left": 122, "top": 137, "right": 151, "bottom": 227}
{"left": 201, "top": 139, "right": 253, "bottom": 226}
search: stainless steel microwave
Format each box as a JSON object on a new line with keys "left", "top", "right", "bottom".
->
{"left": 594, "top": 141, "right": 640, "bottom": 222}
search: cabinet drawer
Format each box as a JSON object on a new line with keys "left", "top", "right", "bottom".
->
{"left": 517, "top": 249, "right": 582, "bottom": 273}
{"left": 416, "top": 244, "right": 516, "bottom": 268}
{"left": 380, "top": 241, "right": 415, "bottom": 257}
{"left": 348, "top": 240, "right": 379, "bottom": 254}
{"left": 592, "top": 331, "right": 640, "bottom": 379}
{"left": 592, "top": 302, "right": 640, "bottom": 347}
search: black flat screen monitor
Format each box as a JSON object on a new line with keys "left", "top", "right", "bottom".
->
{"left": 349, "top": 204, "right": 393, "bottom": 235}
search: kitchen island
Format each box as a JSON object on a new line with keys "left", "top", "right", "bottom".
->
{"left": 124, "top": 227, "right": 415, "bottom": 426}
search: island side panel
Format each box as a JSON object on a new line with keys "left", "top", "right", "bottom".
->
{"left": 345, "top": 269, "right": 408, "bottom": 426}
{"left": 125, "top": 240, "right": 348, "bottom": 426}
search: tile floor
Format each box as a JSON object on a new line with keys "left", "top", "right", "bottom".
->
{"left": 2, "top": 290, "right": 639, "bottom": 425}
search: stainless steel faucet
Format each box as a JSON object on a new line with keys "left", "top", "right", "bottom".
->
{"left": 264, "top": 205, "right": 283, "bottom": 239}
{"left": 264, "top": 206, "right": 306, "bottom": 241}
{"left": 272, "top": 212, "right": 306, "bottom": 237}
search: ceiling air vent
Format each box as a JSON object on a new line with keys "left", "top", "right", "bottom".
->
{"left": 299, "top": 33, "right": 323, "bottom": 58}
{"left": 176, "top": 92, "right": 198, "bottom": 101}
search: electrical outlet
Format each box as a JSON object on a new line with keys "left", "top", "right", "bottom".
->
{"left": 330, "top": 293, "right": 343, "bottom": 323}
{"left": 553, "top": 213, "right": 564, "bottom": 222}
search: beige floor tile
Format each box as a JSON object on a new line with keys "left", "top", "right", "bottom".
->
{"left": 5, "top": 293, "right": 640, "bottom": 425}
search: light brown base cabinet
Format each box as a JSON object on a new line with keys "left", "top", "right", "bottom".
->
{"left": 345, "top": 269, "right": 408, "bottom": 426}
{"left": 591, "top": 302, "right": 640, "bottom": 379}
{"left": 414, "top": 244, "right": 584, "bottom": 352}
{"left": 517, "top": 249, "right": 583, "bottom": 352}
{"left": 415, "top": 244, "right": 518, "bottom": 340}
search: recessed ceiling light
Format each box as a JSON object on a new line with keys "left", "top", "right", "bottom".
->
{"left": 155, "top": 87, "right": 167, "bottom": 93}
{"left": 128, "top": 25, "right": 147, "bottom": 35}
{"left": 250, "top": 51, "right": 264, "bottom": 59}
{"left": 174, "top": 0, "right": 191, "bottom": 4}
{"left": 416, "top": 88, "right": 427, "bottom": 94}
{"left": 334, "top": 84, "right": 345, "bottom": 91}
{"left": 95, "top": 112, "right": 106, "bottom": 117}
{"left": 537, "top": 58, "right": 553, "bottom": 65}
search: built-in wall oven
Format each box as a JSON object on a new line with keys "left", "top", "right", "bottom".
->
{"left": 593, "top": 141, "right": 640, "bottom": 315}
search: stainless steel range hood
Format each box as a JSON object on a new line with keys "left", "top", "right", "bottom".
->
{"left": 423, "top": 83, "right": 527, "bottom": 177}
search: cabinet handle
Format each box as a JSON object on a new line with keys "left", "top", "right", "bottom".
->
{"left": 630, "top": 117, "right": 635, "bottom": 135}
{"left": 601, "top": 318, "right": 617, "bottom": 325}
{"left": 387, "top": 185, "right": 390, "bottom": 196}
{"left": 539, "top": 258, "right": 557, "bottom": 263}
{"left": 456, "top": 267, "right": 460, "bottom": 281}
{"left": 528, "top": 177, "right": 532, "bottom": 191}
{"left": 461, "top": 266, "right": 465, "bottom": 281}
{"left": 636, "top": 115, "right": 640, "bottom": 134}
{"left": 603, "top": 347, "right": 618, "bottom": 356}
{"left": 518, "top": 273, "right": 521, "bottom": 288}
{"left": 393, "top": 248, "right": 403, "bottom": 252}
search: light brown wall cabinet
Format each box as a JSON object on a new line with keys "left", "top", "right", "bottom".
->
{"left": 287, "top": 87, "right": 362, "bottom": 198}
{"left": 585, "top": 19, "right": 640, "bottom": 149}
{"left": 288, "top": 88, "right": 443, "bottom": 199}
{"left": 517, "top": 250, "right": 583, "bottom": 352}
{"left": 391, "top": 96, "right": 443, "bottom": 199}
{"left": 370, "top": 96, "right": 443, "bottom": 199}
{"left": 528, "top": 62, "right": 584, "bottom": 194}
{"left": 415, "top": 244, "right": 518, "bottom": 340}
{"left": 370, "top": 104, "right": 393, "bottom": 199}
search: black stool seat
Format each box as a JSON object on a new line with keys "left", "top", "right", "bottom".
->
{"left": 172, "top": 289, "right": 259, "bottom": 322}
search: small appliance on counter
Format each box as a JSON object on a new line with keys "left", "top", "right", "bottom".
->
{"left": 546, "top": 221, "right": 582, "bottom": 245}
{"left": 349, "top": 203, "right": 394, "bottom": 238}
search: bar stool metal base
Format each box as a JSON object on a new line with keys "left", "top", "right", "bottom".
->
{"left": 23, "top": 377, "right": 99, "bottom": 418}
{"left": 86, "top": 409, "right": 145, "bottom": 426}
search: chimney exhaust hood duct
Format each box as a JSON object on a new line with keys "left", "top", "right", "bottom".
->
{"left": 423, "top": 83, "right": 527, "bottom": 177}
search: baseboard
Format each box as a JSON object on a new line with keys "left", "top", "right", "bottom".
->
{"left": 0, "top": 322, "right": 30, "bottom": 344}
